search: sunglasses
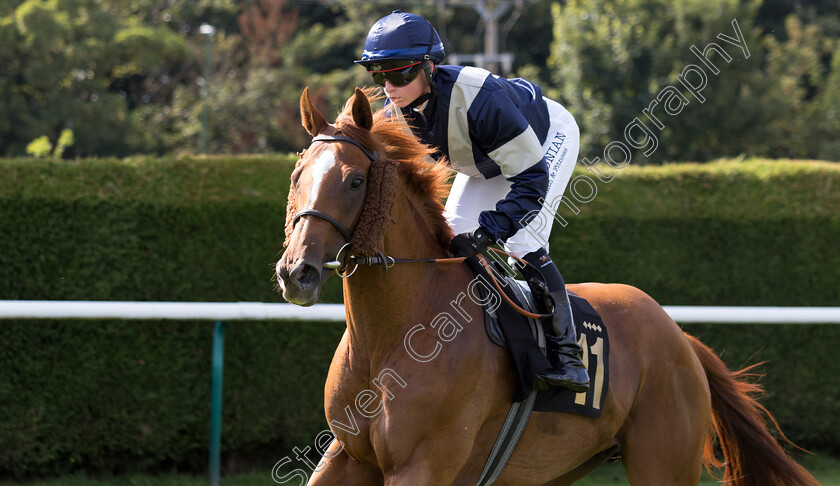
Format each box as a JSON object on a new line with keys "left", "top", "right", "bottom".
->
{"left": 367, "top": 61, "right": 423, "bottom": 87}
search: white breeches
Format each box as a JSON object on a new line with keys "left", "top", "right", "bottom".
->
{"left": 443, "top": 98, "right": 580, "bottom": 257}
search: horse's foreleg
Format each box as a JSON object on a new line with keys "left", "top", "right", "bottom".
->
{"left": 383, "top": 464, "right": 462, "bottom": 486}
{"left": 379, "top": 436, "right": 475, "bottom": 486}
{"left": 307, "top": 439, "right": 383, "bottom": 486}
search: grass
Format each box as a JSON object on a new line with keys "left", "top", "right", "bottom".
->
{"left": 575, "top": 451, "right": 840, "bottom": 485}
{"left": 4, "top": 452, "right": 838, "bottom": 486}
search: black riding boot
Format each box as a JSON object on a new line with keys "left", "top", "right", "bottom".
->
{"left": 520, "top": 248, "right": 589, "bottom": 393}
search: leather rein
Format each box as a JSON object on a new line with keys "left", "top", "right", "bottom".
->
{"left": 290, "top": 134, "right": 547, "bottom": 319}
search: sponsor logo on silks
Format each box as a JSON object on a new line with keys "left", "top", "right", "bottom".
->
{"left": 545, "top": 132, "right": 567, "bottom": 164}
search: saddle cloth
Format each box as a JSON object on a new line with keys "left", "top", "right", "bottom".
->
{"left": 468, "top": 258, "right": 610, "bottom": 417}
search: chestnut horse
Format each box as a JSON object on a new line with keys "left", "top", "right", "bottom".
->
{"left": 275, "top": 87, "right": 816, "bottom": 486}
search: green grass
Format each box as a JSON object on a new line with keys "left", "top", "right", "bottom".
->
{"left": 5, "top": 452, "right": 838, "bottom": 486}
{"left": 575, "top": 451, "right": 840, "bottom": 485}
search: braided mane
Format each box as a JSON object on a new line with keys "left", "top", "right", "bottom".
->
{"left": 334, "top": 88, "right": 454, "bottom": 250}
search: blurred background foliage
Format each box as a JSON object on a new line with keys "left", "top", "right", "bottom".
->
{"left": 0, "top": 0, "right": 838, "bottom": 162}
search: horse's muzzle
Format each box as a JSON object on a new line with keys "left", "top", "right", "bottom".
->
{"left": 276, "top": 260, "right": 322, "bottom": 306}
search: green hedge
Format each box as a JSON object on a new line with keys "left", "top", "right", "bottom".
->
{"left": 552, "top": 160, "right": 840, "bottom": 306}
{"left": 0, "top": 157, "right": 837, "bottom": 476}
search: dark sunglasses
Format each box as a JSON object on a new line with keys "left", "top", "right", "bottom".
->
{"left": 367, "top": 61, "right": 423, "bottom": 87}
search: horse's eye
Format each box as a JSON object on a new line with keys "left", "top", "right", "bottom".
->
{"left": 350, "top": 177, "right": 364, "bottom": 190}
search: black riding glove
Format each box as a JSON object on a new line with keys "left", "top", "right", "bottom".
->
{"left": 449, "top": 227, "right": 492, "bottom": 258}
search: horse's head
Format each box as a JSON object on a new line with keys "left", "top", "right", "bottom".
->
{"left": 276, "top": 87, "right": 393, "bottom": 305}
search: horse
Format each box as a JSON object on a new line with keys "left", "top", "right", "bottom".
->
{"left": 275, "top": 87, "right": 817, "bottom": 486}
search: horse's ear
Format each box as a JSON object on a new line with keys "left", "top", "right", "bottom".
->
{"left": 350, "top": 87, "right": 373, "bottom": 131}
{"left": 300, "top": 87, "right": 328, "bottom": 136}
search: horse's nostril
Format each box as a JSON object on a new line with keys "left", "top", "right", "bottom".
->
{"left": 292, "top": 263, "right": 320, "bottom": 290}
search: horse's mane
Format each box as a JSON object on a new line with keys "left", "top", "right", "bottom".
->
{"left": 334, "top": 88, "right": 454, "bottom": 250}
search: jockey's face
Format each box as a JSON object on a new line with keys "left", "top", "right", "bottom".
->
{"left": 384, "top": 62, "right": 433, "bottom": 109}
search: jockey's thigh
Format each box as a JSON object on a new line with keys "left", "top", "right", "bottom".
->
{"left": 444, "top": 171, "right": 511, "bottom": 236}
{"left": 443, "top": 98, "right": 580, "bottom": 258}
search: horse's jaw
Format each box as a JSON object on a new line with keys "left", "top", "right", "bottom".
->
{"left": 280, "top": 285, "right": 320, "bottom": 307}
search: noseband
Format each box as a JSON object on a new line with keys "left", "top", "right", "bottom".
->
{"left": 291, "top": 209, "right": 351, "bottom": 242}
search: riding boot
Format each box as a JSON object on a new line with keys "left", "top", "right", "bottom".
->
{"left": 520, "top": 248, "right": 589, "bottom": 393}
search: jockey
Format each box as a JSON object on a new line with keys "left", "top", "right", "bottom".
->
{"left": 356, "top": 11, "right": 588, "bottom": 393}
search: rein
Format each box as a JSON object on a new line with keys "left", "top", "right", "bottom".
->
{"left": 291, "top": 134, "right": 547, "bottom": 320}
{"left": 324, "top": 245, "right": 548, "bottom": 320}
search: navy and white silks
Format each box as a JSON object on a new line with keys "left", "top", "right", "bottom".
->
{"left": 392, "top": 65, "right": 580, "bottom": 256}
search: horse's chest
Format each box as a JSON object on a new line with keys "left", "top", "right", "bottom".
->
{"left": 324, "top": 351, "right": 409, "bottom": 463}
{"left": 325, "top": 390, "right": 374, "bottom": 456}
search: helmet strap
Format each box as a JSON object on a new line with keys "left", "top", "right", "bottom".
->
{"left": 422, "top": 19, "right": 437, "bottom": 97}
{"left": 404, "top": 54, "right": 434, "bottom": 111}
{"left": 393, "top": 17, "right": 438, "bottom": 111}
{"left": 422, "top": 55, "right": 436, "bottom": 97}
{"left": 405, "top": 90, "right": 431, "bottom": 111}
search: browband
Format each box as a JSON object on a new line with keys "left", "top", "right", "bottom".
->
{"left": 311, "top": 135, "right": 379, "bottom": 161}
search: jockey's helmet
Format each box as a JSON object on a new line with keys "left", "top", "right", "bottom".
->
{"left": 355, "top": 11, "right": 445, "bottom": 67}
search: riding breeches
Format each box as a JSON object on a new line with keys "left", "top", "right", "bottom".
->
{"left": 443, "top": 97, "right": 580, "bottom": 257}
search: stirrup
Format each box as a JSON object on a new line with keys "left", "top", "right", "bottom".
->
{"left": 538, "top": 368, "right": 589, "bottom": 393}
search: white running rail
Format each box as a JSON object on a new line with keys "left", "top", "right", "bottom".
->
{"left": 1, "top": 301, "right": 839, "bottom": 323}
{"left": 0, "top": 300, "right": 346, "bottom": 321}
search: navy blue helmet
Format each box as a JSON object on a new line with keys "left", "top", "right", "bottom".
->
{"left": 356, "top": 11, "right": 445, "bottom": 66}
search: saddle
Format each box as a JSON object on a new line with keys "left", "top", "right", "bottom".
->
{"left": 465, "top": 256, "right": 610, "bottom": 416}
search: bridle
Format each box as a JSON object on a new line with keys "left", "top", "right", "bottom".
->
{"left": 290, "top": 134, "right": 377, "bottom": 245}
{"left": 290, "top": 132, "right": 465, "bottom": 277}
{"left": 289, "top": 133, "right": 549, "bottom": 319}
{"left": 291, "top": 134, "right": 405, "bottom": 277}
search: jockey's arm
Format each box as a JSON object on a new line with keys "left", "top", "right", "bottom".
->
{"left": 478, "top": 159, "right": 548, "bottom": 242}
{"left": 473, "top": 95, "right": 549, "bottom": 243}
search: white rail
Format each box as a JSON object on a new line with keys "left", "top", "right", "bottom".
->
{"left": 0, "top": 301, "right": 346, "bottom": 321}
{"left": 0, "top": 301, "right": 839, "bottom": 323}
{"left": 662, "top": 306, "right": 840, "bottom": 324}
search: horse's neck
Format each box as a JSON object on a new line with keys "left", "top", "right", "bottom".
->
{"left": 343, "top": 190, "right": 465, "bottom": 361}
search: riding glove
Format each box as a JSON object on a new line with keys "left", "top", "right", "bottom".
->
{"left": 449, "top": 227, "right": 492, "bottom": 258}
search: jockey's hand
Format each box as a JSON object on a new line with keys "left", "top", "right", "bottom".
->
{"left": 450, "top": 227, "right": 492, "bottom": 258}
